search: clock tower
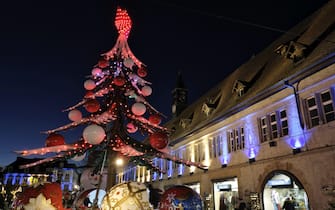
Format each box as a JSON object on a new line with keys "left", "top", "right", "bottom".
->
{"left": 171, "top": 71, "right": 188, "bottom": 117}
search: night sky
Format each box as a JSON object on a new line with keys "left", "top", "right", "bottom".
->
{"left": 0, "top": 0, "right": 329, "bottom": 167}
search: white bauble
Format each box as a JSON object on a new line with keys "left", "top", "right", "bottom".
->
{"left": 131, "top": 103, "right": 146, "bottom": 116}
{"left": 123, "top": 57, "right": 134, "bottom": 68}
{"left": 83, "top": 124, "right": 106, "bottom": 145}
{"left": 141, "top": 85, "right": 152, "bottom": 96}
{"left": 84, "top": 79, "right": 96, "bottom": 90}
{"left": 68, "top": 109, "right": 82, "bottom": 122}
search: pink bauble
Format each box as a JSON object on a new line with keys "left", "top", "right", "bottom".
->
{"left": 126, "top": 122, "right": 138, "bottom": 133}
{"left": 123, "top": 58, "right": 134, "bottom": 68}
{"left": 84, "top": 79, "right": 96, "bottom": 90}
{"left": 131, "top": 103, "right": 146, "bottom": 116}
{"left": 92, "top": 68, "right": 102, "bottom": 77}
{"left": 68, "top": 109, "right": 82, "bottom": 122}
{"left": 141, "top": 85, "right": 152, "bottom": 96}
{"left": 83, "top": 124, "right": 106, "bottom": 145}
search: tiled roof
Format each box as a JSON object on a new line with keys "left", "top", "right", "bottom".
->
{"left": 166, "top": 0, "right": 335, "bottom": 144}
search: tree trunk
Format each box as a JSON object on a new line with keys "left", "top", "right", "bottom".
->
{"left": 106, "top": 149, "right": 117, "bottom": 190}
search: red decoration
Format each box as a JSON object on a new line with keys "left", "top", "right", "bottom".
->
{"left": 45, "top": 133, "right": 65, "bottom": 147}
{"left": 113, "top": 76, "right": 126, "bottom": 86}
{"left": 84, "top": 90, "right": 94, "bottom": 98}
{"left": 114, "top": 7, "right": 132, "bottom": 37}
{"left": 137, "top": 67, "right": 147, "bottom": 77}
{"left": 98, "top": 59, "right": 109, "bottom": 68}
{"left": 13, "top": 182, "right": 66, "bottom": 210}
{"left": 149, "top": 132, "right": 168, "bottom": 150}
{"left": 149, "top": 114, "right": 161, "bottom": 125}
{"left": 84, "top": 99, "right": 100, "bottom": 113}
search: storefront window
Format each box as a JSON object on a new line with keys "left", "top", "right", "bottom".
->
{"left": 263, "top": 172, "right": 309, "bottom": 210}
{"left": 213, "top": 177, "right": 239, "bottom": 210}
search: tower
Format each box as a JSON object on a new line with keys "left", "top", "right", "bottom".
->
{"left": 171, "top": 71, "right": 188, "bottom": 117}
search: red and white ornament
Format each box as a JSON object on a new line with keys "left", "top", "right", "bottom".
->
{"left": 83, "top": 124, "right": 106, "bottom": 145}
{"left": 84, "top": 79, "right": 96, "bottom": 90}
{"left": 141, "top": 85, "right": 152, "bottom": 96}
{"left": 68, "top": 109, "right": 82, "bottom": 122}
{"left": 131, "top": 102, "right": 146, "bottom": 116}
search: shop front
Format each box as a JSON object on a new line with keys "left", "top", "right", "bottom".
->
{"left": 262, "top": 171, "right": 309, "bottom": 210}
{"left": 213, "top": 177, "right": 239, "bottom": 210}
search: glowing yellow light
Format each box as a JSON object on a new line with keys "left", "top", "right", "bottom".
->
{"left": 115, "top": 158, "right": 123, "bottom": 166}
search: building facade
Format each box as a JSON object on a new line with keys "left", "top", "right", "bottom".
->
{"left": 117, "top": 1, "right": 335, "bottom": 209}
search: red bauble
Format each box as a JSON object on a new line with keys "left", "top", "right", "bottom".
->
{"left": 84, "top": 90, "right": 94, "bottom": 98}
{"left": 149, "top": 132, "right": 168, "bottom": 150}
{"left": 148, "top": 114, "right": 161, "bottom": 125}
{"left": 113, "top": 76, "right": 126, "bottom": 86}
{"left": 137, "top": 67, "right": 147, "bottom": 77}
{"left": 98, "top": 59, "right": 109, "bottom": 68}
{"left": 84, "top": 99, "right": 100, "bottom": 113}
{"left": 45, "top": 133, "right": 65, "bottom": 147}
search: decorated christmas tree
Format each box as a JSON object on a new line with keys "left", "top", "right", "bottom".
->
{"left": 15, "top": 7, "right": 207, "bottom": 189}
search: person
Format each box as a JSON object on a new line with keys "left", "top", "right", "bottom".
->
{"left": 271, "top": 190, "right": 281, "bottom": 210}
{"left": 282, "top": 196, "right": 296, "bottom": 210}
{"left": 219, "top": 194, "right": 228, "bottom": 210}
{"left": 237, "top": 202, "right": 247, "bottom": 210}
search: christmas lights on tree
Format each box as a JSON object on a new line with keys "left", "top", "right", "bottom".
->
{"left": 15, "top": 7, "right": 207, "bottom": 178}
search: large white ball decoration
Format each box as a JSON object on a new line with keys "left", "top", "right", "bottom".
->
{"left": 83, "top": 124, "right": 106, "bottom": 145}
{"left": 84, "top": 79, "right": 96, "bottom": 90}
{"left": 71, "top": 153, "right": 86, "bottom": 162}
{"left": 101, "top": 182, "right": 153, "bottom": 210}
{"left": 141, "top": 85, "right": 152, "bottom": 96}
{"left": 91, "top": 68, "right": 102, "bottom": 77}
{"left": 68, "top": 109, "right": 82, "bottom": 122}
{"left": 131, "top": 102, "right": 146, "bottom": 116}
{"left": 123, "top": 57, "right": 134, "bottom": 68}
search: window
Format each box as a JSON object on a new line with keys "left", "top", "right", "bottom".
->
{"left": 227, "top": 126, "right": 245, "bottom": 153}
{"left": 321, "top": 90, "right": 335, "bottom": 123}
{"left": 208, "top": 138, "right": 213, "bottom": 158}
{"left": 259, "top": 109, "right": 289, "bottom": 142}
{"left": 305, "top": 89, "right": 335, "bottom": 128}
{"left": 260, "top": 117, "right": 269, "bottom": 142}
{"left": 306, "top": 96, "right": 320, "bottom": 127}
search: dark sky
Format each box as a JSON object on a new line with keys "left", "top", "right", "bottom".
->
{"left": 0, "top": 0, "right": 329, "bottom": 167}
